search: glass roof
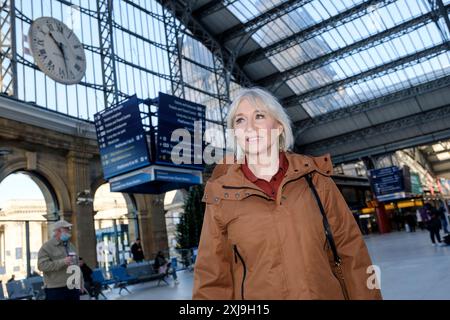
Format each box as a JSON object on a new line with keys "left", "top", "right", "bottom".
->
{"left": 226, "top": 0, "right": 450, "bottom": 118}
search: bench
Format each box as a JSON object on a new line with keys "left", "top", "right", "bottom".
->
{"left": 0, "top": 283, "right": 6, "bottom": 300}
{"left": 110, "top": 266, "right": 138, "bottom": 295}
{"left": 6, "top": 280, "right": 34, "bottom": 300}
{"left": 92, "top": 269, "right": 115, "bottom": 299}
{"left": 24, "top": 276, "right": 45, "bottom": 300}
{"left": 126, "top": 262, "right": 168, "bottom": 286}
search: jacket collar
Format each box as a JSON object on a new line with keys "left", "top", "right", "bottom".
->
{"left": 203, "top": 151, "right": 333, "bottom": 204}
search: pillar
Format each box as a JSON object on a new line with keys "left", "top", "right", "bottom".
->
{"left": 135, "top": 194, "right": 169, "bottom": 260}
{"left": 67, "top": 151, "right": 97, "bottom": 268}
{"left": 375, "top": 201, "right": 391, "bottom": 234}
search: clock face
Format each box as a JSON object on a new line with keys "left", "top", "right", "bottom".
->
{"left": 29, "top": 17, "right": 87, "bottom": 85}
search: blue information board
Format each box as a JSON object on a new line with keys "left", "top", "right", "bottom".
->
{"left": 156, "top": 92, "right": 206, "bottom": 170}
{"left": 94, "top": 95, "right": 151, "bottom": 179}
{"left": 369, "top": 166, "right": 404, "bottom": 197}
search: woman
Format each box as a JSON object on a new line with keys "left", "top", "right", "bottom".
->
{"left": 192, "top": 88, "right": 382, "bottom": 300}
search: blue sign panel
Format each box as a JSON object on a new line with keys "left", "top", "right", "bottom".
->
{"left": 109, "top": 165, "right": 203, "bottom": 194}
{"left": 155, "top": 169, "right": 202, "bottom": 184}
{"left": 369, "top": 166, "right": 404, "bottom": 197}
{"left": 156, "top": 92, "right": 206, "bottom": 170}
{"left": 94, "top": 95, "right": 151, "bottom": 179}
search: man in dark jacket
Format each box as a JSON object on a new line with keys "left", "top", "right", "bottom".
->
{"left": 131, "top": 238, "right": 145, "bottom": 262}
{"left": 426, "top": 204, "right": 445, "bottom": 246}
{"left": 79, "top": 257, "right": 101, "bottom": 299}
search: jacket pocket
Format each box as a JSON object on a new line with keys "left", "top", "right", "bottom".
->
{"left": 233, "top": 245, "right": 247, "bottom": 300}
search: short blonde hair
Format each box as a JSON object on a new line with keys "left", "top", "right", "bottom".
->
{"left": 226, "top": 87, "right": 294, "bottom": 159}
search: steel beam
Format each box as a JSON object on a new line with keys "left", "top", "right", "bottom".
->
{"left": 238, "top": 0, "right": 395, "bottom": 65}
{"left": 284, "top": 43, "right": 448, "bottom": 108}
{"left": 97, "top": 0, "right": 119, "bottom": 108}
{"left": 257, "top": 8, "right": 448, "bottom": 87}
{"left": 218, "top": 0, "right": 313, "bottom": 43}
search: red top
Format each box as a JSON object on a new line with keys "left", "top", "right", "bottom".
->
{"left": 241, "top": 152, "right": 289, "bottom": 199}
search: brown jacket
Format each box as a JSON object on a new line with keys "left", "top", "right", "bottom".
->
{"left": 192, "top": 152, "right": 382, "bottom": 300}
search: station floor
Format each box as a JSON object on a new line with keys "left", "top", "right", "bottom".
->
{"left": 90, "top": 229, "right": 450, "bottom": 300}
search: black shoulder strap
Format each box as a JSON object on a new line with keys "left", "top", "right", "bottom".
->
{"left": 305, "top": 173, "right": 341, "bottom": 266}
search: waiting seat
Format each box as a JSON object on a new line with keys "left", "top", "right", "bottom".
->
{"left": 110, "top": 266, "right": 138, "bottom": 295}
{"left": 6, "top": 280, "right": 34, "bottom": 300}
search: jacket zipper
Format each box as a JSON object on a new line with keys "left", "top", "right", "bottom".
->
{"left": 233, "top": 245, "right": 247, "bottom": 300}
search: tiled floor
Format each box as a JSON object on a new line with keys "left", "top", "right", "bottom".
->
{"left": 94, "top": 229, "right": 450, "bottom": 300}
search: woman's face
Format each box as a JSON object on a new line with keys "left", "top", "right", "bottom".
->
{"left": 233, "top": 98, "right": 282, "bottom": 158}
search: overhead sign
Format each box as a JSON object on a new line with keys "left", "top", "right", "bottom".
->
{"left": 156, "top": 92, "right": 206, "bottom": 170}
{"left": 410, "top": 172, "right": 423, "bottom": 195}
{"left": 94, "top": 95, "right": 150, "bottom": 179}
{"left": 94, "top": 93, "right": 206, "bottom": 194}
{"left": 369, "top": 166, "right": 404, "bottom": 197}
{"left": 109, "top": 165, "right": 203, "bottom": 194}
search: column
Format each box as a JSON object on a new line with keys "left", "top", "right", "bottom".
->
{"left": 67, "top": 151, "right": 97, "bottom": 268}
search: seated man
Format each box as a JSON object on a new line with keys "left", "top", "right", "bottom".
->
{"left": 153, "top": 251, "right": 179, "bottom": 284}
{"left": 79, "top": 257, "right": 102, "bottom": 299}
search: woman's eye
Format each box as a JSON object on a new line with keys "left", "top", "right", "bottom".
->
{"left": 256, "top": 113, "right": 265, "bottom": 119}
{"left": 235, "top": 118, "right": 244, "bottom": 124}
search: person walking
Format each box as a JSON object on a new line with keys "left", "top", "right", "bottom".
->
{"left": 192, "top": 88, "right": 382, "bottom": 300}
{"left": 425, "top": 204, "right": 445, "bottom": 246}
{"left": 37, "top": 220, "right": 85, "bottom": 300}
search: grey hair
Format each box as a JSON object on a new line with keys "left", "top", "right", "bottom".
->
{"left": 226, "top": 87, "right": 294, "bottom": 159}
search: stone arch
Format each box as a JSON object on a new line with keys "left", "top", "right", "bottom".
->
{"left": 90, "top": 176, "right": 138, "bottom": 215}
{"left": 0, "top": 157, "right": 71, "bottom": 220}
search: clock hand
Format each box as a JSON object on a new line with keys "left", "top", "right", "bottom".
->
{"left": 49, "top": 32, "right": 68, "bottom": 74}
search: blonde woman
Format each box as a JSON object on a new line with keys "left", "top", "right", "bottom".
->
{"left": 192, "top": 87, "right": 382, "bottom": 300}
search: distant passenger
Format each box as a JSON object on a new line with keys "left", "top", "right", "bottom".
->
{"left": 154, "top": 251, "right": 179, "bottom": 284}
{"left": 438, "top": 203, "right": 449, "bottom": 234}
{"left": 131, "top": 238, "right": 145, "bottom": 262}
{"left": 7, "top": 274, "right": 15, "bottom": 283}
{"left": 425, "top": 203, "right": 445, "bottom": 246}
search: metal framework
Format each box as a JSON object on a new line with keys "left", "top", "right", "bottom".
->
{"left": 284, "top": 42, "right": 448, "bottom": 107}
{"left": 158, "top": 0, "right": 253, "bottom": 123}
{"left": 238, "top": 0, "right": 395, "bottom": 65}
{"left": 257, "top": 6, "right": 449, "bottom": 88}
{"left": 192, "top": 0, "right": 240, "bottom": 19}
{"left": 0, "top": 0, "right": 17, "bottom": 97}
{"left": 294, "top": 75, "right": 450, "bottom": 129}
{"left": 97, "top": 0, "right": 119, "bottom": 109}
{"left": 218, "top": 0, "right": 314, "bottom": 43}
{"left": 300, "top": 103, "right": 450, "bottom": 158}
{"left": 162, "top": 0, "right": 186, "bottom": 98}
{"left": 429, "top": 0, "right": 450, "bottom": 41}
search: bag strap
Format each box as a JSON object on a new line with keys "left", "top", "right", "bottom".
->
{"left": 305, "top": 173, "right": 342, "bottom": 266}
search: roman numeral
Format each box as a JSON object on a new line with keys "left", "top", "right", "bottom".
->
{"left": 47, "top": 60, "right": 55, "bottom": 71}
{"left": 74, "top": 64, "right": 81, "bottom": 72}
{"left": 39, "top": 49, "right": 46, "bottom": 55}
{"left": 57, "top": 24, "right": 63, "bottom": 34}
{"left": 58, "top": 67, "right": 66, "bottom": 78}
{"left": 76, "top": 55, "right": 84, "bottom": 61}
{"left": 47, "top": 24, "right": 54, "bottom": 32}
